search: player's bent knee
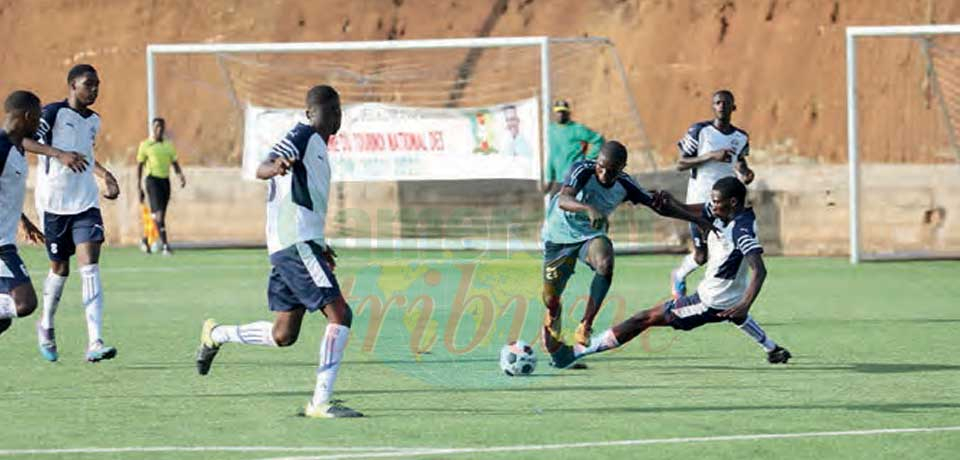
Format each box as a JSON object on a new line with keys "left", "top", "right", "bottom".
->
{"left": 542, "top": 292, "right": 561, "bottom": 309}
{"left": 594, "top": 257, "right": 614, "bottom": 277}
{"left": 693, "top": 251, "right": 707, "bottom": 266}
{"left": 50, "top": 261, "right": 69, "bottom": 277}
{"left": 324, "top": 297, "right": 353, "bottom": 328}
{"left": 12, "top": 284, "right": 38, "bottom": 318}
{"left": 273, "top": 329, "right": 299, "bottom": 347}
{"left": 16, "top": 299, "right": 37, "bottom": 318}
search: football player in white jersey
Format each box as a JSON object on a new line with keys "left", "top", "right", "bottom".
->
{"left": 671, "top": 90, "right": 754, "bottom": 300}
{"left": 551, "top": 177, "right": 791, "bottom": 368}
{"left": 195, "top": 85, "right": 362, "bottom": 418}
{"left": 22, "top": 64, "right": 120, "bottom": 363}
{"left": 0, "top": 91, "right": 45, "bottom": 337}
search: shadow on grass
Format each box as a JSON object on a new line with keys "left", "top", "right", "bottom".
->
{"left": 25, "top": 383, "right": 658, "bottom": 401}
{"left": 646, "top": 362, "right": 960, "bottom": 374}
{"left": 368, "top": 401, "right": 960, "bottom": 417}
{"left": 121, "top": 355, "right": 712, "bottom": 370}
{"left": 760, "top": 318, "right": 960, "bottom": 327}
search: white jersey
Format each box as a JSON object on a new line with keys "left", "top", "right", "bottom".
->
{"left": 696, "top": 206, "right": 763, "bottom": 309}
{"left": 34, "top": 100, "right": 101, "bottom": 215}
{"left": 678, "top": 121, "right": 749, "bottom": 204}
{"left": 0, "top": 132, "right": 28, "bottom": 247}
{"left": 265, "top": 123, "right": 331, "bottom": 255}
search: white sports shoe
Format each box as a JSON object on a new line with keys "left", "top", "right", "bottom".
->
{"left": 303, "top": 400, "right": 363, "bottom": 418}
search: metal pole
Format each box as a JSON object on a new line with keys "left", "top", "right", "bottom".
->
{"left": 540, "top": 37, "right": 551, "bottom": 191}
{"left": 846, "top": 30, "right": 860, "bottom": 264}
{"left": 146, "top": 47, "right": 156, "bottom": 135}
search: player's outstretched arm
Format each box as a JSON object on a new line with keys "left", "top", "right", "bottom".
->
{"left": 22, "top": 138, "right": 88, "bottom": 173}
{"left": 94, "top": 160, "right": 120, "bottom": 200}
{"left": 718, "top": 252, "right": 767, "bottom": 321}
{"left": 256, "top": 157, "right": 294, "bottom": 180}
{"left": 19, "top": 214, "right": 44, "bottom": 245}
{"left": 648, "top": 190, "right": 717, "bottom": 234}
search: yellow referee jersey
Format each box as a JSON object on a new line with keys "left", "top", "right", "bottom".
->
{"left": 137, "top": 139, "right": 178, "bottom": 179}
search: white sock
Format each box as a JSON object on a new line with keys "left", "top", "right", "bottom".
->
{"left": 737, "top": 315, "right": 777, "bottom": 352}
{"left": 0, "top": 294, "right": 16, "bottom": 319}
{"left": 675, "top": 253, "right": 700, "bottom": 280}
{"left": 211, "top": 321, "right": 277, "bottom": 346}
{"left": 41, "top": 271, "right": 67, "bottom": 329}
{"left": 80, "top": 264, "right": 103, "bottom": 347}
{"left": 312, "top": 323, "right": 350, "bottom": 407}
{"left": 574, "top": 328, "right": 620, "bottom": 358}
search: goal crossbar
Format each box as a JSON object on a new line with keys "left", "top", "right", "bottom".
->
{"left": 146, "top": 36, "right": 618, "bottom": 177}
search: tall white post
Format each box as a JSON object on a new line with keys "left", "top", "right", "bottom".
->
{"left": 539, "top": 37, "right": 551, "bottom": 189}
{"left": 844, "top": 25, "right": 960, "bottom": 263}
{"left": 845, "top": 31, "right": 860, "bottom": 264}
{"left": 146, "top": 47, "right": 157, "bottom": 135}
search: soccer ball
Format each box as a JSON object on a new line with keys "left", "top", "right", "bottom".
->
{"left": 499, "top": 340, "right": 537, "bottom": 376}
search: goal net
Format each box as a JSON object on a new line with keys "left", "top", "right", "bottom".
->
{"left": 147, "top": 37, "right": 671, "bottom": 252}
{"left": 846, "top": 25, "right": 960, "bottom": 262}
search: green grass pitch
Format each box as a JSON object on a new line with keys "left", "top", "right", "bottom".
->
{"left": 1, "top": 247, "right": 958, "bottom": 459}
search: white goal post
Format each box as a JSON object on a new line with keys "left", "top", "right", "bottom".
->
{"left": 846, "top": 24, "right": 960, "bottom": 264}
{"left": 145, "top": 37, "right": 665, "bottom": 252}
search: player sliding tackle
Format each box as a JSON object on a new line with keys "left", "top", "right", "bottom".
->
{"left": 550, "top": 177, "right": 791, "bottom": 368}
{"left": 195, "top": 85, "right": 361, "bottom": 418}
{"left": 541, "top": 140, "right": 716, "bottom": 363}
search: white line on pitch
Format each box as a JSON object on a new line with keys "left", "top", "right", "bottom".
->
{"left": 0, "top": 446, "right": 418, "bottom": 456}
{"left": 257, "top": 425, "right": 960, "bottom": 460}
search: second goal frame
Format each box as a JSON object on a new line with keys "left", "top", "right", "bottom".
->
{"left": 846, "top": 24, "right": 960, "bottom": 264}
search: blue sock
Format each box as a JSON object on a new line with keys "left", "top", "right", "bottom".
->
{"left": 736, "top": 315, "right": 777, "bottom": 352}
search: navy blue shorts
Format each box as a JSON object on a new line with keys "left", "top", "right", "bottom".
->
{"left": 43, "top": 208, "right": 105, "bottom": 262}
{"left": 662, "top": 293, "right": 729, "bottom": 331}
{"left": 0, "top": 245, "right": 31, "bottom": 293}
{"left": 542, "top": 237, "right": 606, "bottom": 295}
{"left": 689, "top": 222, "right": 706, "bottom": 251}
{"left": 267, "top": 241, "right": 342, "bottom": 313}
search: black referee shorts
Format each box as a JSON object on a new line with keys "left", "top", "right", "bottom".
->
{"left": 145, "top": 175, "right": 171, "bottom": 213}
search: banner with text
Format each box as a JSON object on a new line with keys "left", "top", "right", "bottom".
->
{"left": 242, "top": 98, "right": 541, "bottom": 181}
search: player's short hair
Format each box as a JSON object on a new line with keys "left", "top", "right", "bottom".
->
{"left": 152, "top": 117, "right": 165, "bottom": 125}
{"left": 67, "top": 64, "right": 98, "bottom": 83}
{"left": 713, "top": 176, "right": 747, "bottom": 203}
{"left": 306, "top": 85, "right": 339, "bottom": 108}
{"left": 713, "top": 89, "right": 735, "bottom": 101}
{"left": 4, "top": 90, "right": 41, "bottom": 113}
{"left": 600, "top": 140, "right": 627, "bottom": 164}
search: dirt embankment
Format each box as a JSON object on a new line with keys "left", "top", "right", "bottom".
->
{"left": 1, "top": 0, "right": 957, "bottom": 165}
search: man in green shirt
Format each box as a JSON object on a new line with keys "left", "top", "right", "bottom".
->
{"left": 544, "top": 100, "right": 605, "bottom": 196}
{"left": 137, "top": 118, "right": 185, "bottom": 255}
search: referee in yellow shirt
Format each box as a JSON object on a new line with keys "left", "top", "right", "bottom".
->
{"left": 137, "top": 118, "right": 185, "bottom": 255}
